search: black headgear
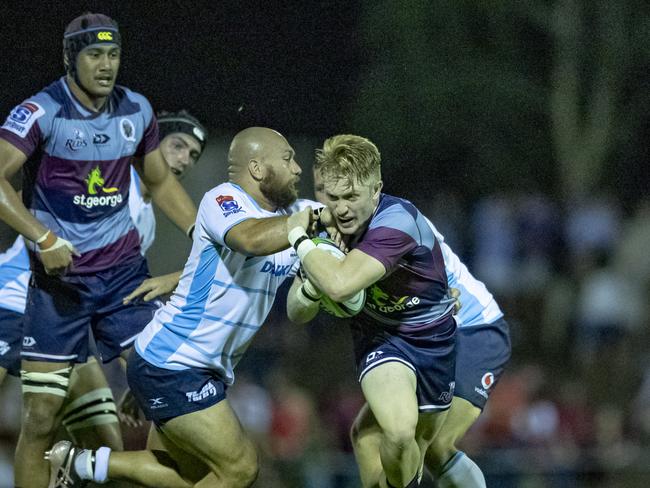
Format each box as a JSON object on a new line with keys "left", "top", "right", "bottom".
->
{"left": 158, "top": 110, "right": 208, "bottom": 151}
{"left": 63, "top": 13, "right": 121, "bottom": 77}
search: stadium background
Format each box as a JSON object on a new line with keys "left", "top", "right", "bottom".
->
{"left": 1, "top": 1, "right": 649, "bottom": 486}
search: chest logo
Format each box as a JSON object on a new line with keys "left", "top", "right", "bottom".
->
{"left": 65, "top": 128, "right": 88, "bottom": 152}
{"left": 120, "top": 118, "right": 136, "bottom": 142}
{"left": 86, "top": 166, "right": 118, "bottom": 195}
{"left": 366, "top": 284, "right": 413, "bottom": 314}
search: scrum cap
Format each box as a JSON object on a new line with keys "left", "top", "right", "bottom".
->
{"left": 63, "top": 13, "right": 120, "bottom": 75}
{"left": 158, "top": 110, "right": 208, "bottom": 151}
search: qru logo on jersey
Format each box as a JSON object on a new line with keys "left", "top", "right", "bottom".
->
{"left": 73, "top": 166, "right": 123, "bottom": 209}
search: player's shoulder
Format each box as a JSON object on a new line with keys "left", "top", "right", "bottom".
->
{"left": 201, "top": 182, "right": 258, "bottom": 216}
{"left": 114, "top": 84, "right": 150, "bottom": 105}
{"left": 370, "top": 194, "right": 418, "bottom": 229}
{"left": 1, "top": 80, "right": 63, "bottom": 139}
{"left": 111, "top": 85, "right": 154, "bottom": 118}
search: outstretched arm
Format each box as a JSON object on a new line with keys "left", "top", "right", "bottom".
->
{"left": 136, "top": 148, "right": 197, "bottom": 236}
{"left": 122, "top": 271, "right": 183, "bottom": 304}
{"left": 225, "top": 207, "right": 315, "bottom": 256}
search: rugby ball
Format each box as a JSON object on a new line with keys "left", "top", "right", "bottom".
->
{"left": 308, "top": 237, "right": 366, "bottom": 318}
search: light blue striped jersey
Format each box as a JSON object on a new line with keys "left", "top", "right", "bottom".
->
{"left": 424, "top": 217, "right": 503, "bottom": 327}
{"left": 128, "top": 166, "right": 155, "bottom": 255}
{"left": 0, "top": 237, "right": 30, "bottom": 314}
{"left": 136, "top": 182, "right": 316, "bottom": 383}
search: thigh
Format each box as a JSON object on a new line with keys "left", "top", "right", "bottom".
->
{"left": 126, "top": 350, "right": 227, "bottom": 425}
{"left": 20, "top": 360, "right": 74, "bottom": 417}
{"left": 454, "top": 319, "right": 511, "bottom": 409}
{"left": 147, "top": 424, "right": 210, "bottom": 484}
{"left": 356, "top": 318, "right": 457, "bottom": 415}
{"left": 161, "top": 398, "right": 255, "bottom": 475}
{"left": 431, "top": 396, "right": 481, "bottom": 448}
{"left": 0, "top": 308, "right": 24, "bottom": 376}
{"left": 64, "top": 357, "right": 122, "bottom": 449}
{"left": 92, "top": 259, "right": 160, "bottom": 363}
{"left": 22, "top": 276, "right": 92, "bottom": 363}
{"left": 361, "top": 360, "right": 419, "bottom": 432}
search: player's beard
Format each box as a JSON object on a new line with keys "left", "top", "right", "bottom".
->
{"left": 260, "top": 167, "right": 298, "bottom": 208}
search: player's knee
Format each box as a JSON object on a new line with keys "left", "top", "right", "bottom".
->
{"left": 383, "top": 425, "right": 417, "bottom": 452}
{"left": 425, "top": 441, "right": 455, "bottom": 474}
{"left": 224, "top": 446, "right": 258, "bottom": 487}
{"left": 63, "top": 387, "right": 120, "bottom": 442}
{"left": 350, "top": 416, "right": 362, "bottom": 445}
{"left": 21, "top": 394, "right": 65, "bottom": 437}
{"left": 20, "top": 366, "right": 72, "bottom": 437}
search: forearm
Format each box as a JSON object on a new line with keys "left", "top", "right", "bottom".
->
{"left": 149, "top": 176, "right": 197, "bottom": 234}
{"left": 0, "top": 177, "right": 49, "bottom": 241}
{"left": 226, "top": 216, "right": 293, "bottom": 256}
{"left": 286, "top": 277, "right": 321, "bottom": 324}
{"left": 301, "top": 250, "right": 353, "bottom": 301}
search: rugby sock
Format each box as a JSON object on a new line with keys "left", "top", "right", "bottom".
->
{"left": 74, "top": 449, "right": 95, "bottom": 480}
{"left": 74, "top": 447, "right": 111, "bottom": 483}
{"left": 437, "top": 451, "right": 486, "bottom": 488}
{"left": 94, "top": 446, "right": 111, "bottom": 483}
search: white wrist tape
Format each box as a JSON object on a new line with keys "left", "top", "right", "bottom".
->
{"left": 296, "top": 282, "right": 321, "bottom": 308}
{"left": 38, "top": 236, "right": 75, "bottom": 254}
{"left": 296, "top": 239, "right": 316, "bottom": 260}
{"left": 302, "top": 278, "right": 321, "bottom": 299}
{"left": 36, "top": 230, "right": 51, "bottom": 244}
{"left": 288, "top": 227, "right": 308, "bottom": 247}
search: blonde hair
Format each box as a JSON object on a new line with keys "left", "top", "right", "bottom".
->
{"left": 315, "top": 134, "right": 381, "bottom": 188}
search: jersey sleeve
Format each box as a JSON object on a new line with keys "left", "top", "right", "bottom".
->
{"left": 0, "top": 96, "right": 52, "bottom": 157}
{"left": 354, "top": 205, "right": 419, "bottom": 272}
{"left": 198, "top": 184, "right": 261, "bottom": 248}
{"left": 132, "top": 94, "right": 159, "bottom": 157}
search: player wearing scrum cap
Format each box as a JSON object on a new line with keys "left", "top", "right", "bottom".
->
{"left": 0, "top": 108, "right": 208, "bottom": 447}
{"left": 0, "top": 12, "right": 197, "bottom": 487}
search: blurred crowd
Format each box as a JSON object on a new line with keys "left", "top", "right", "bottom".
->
{"left": 1, "top": 190, "right": 649, "bottom": 487}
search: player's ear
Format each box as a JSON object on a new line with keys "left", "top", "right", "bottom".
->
{"left": 248, "top": 159, "right": 264, "bottom": 182}
{"left": 372, "top": 180, "right": 383, "bottom": 200}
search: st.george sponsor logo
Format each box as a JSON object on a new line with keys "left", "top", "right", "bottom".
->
{"left": 366, "top": 284, "right": 419, "bottom": 314}
{"left": 73, "top": 194, "right": 123, "bottom": 209}
{"left": 73, "top": 166, "right": 122, "bottom": 209}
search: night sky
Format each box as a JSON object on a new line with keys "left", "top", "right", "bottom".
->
{"left": 0, "top": 1, "right": 363, "bottom": 135}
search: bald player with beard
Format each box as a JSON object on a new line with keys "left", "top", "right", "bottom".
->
{"left": 46, "top": 127, "right": 332, "bottom": 488}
